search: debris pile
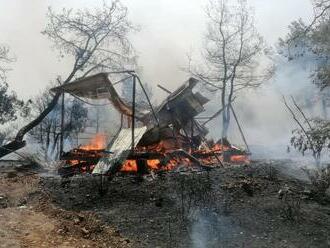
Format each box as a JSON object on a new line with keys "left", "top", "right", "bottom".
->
{"left": 51, "top": 73, "right": 249, "bottom": 179}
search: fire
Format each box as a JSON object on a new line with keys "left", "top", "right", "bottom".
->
{"left": 147, "top": 159, "right": 161, "bottom": 170}
{"left": 230, "top": 155, "right": 250, "bottom": 164}
{"left": 121, "top": 160, "right": 138, "bottom": 172}
{"left": 62, "top": 133, "right": 250, "bottom": 177}
{"left": 121, "top": 159, "right": 169, "bottom": 172}
{"left": 120, "top": 158, "right": 187, "bottom": 173}
{"left": 80, "top": 133, "right": 107, "bottom": 150}
{"left": 210, "top": 143, "right": 230, "bottom": 152}
{"left": 67, "top": 160, "right": 80, "bottom": 166}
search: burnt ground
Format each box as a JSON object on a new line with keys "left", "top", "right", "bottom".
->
{"left": 42, "top": 160, "right": 330, "bottom": 248}
{"left": 1, "top": 160, "right": 330, "bottom": 247}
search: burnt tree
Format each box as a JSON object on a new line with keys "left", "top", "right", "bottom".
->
{"left": 0, "top": 46, "right": 27, "bottom": 125}
{"left": 189, "top": 0, "right": 272, "bottom": 139}
{"left": 29, "top": 89, "right": 88, "bottom": 159}
{"left": 0, "top": 45, "right": 31, "bottom": 147}
{"left": 0, "top": 1, "right": 136, "bottom": 158}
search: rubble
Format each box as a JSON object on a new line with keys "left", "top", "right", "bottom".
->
{"left": 51, "top": 72, "right": 249, "bottom": 194}
{"left": 39, "top": 160, "right": 330, "bottom": 247}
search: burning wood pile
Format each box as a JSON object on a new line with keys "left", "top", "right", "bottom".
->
{"left": 52, "top": 73, "right": 249, "bottom": 178}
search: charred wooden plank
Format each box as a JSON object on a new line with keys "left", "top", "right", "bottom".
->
{"left": 126, "top": 152, "right": 166, "bottom": 160}
{"left": 192, "top": 151, "right": 222, "bottom": 157}
{"left": 166, "top": 149, "right": 211, "bottom": 170}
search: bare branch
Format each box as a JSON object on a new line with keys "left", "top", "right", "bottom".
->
{"left": 0, "top": 1, "right": 136, "bottom": 158}
{"left": 187, "top": 0, "right": 269, "bottom": 138}
{"left": 0, "top": 46, "right": 15, "bottom": 82}
{"left": 290, "top": 95, "right": 313, "bottom": 130}
{"left": 288, "top": 1, "right": 330, "bottom": 43}
{"left": 283, "top": 96, "right": 317, "bottom": 159}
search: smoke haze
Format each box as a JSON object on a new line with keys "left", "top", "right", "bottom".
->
{"left": 0, "top": 0, "right": 313, "bottom": 98}
{"left": 0, "top": 0, "right": 320, "bottom": 154}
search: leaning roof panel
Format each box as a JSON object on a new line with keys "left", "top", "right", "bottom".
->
{"left": 50, "top": 73, "right": 110, "bottom": 99}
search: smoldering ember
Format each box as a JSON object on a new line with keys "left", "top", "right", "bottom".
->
{"left": 1, "top": 1, "right": 330, "bottom": 248}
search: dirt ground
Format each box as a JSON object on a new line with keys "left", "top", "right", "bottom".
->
{"left": 0, "top": 164, "right": 132, "bottom": 248}
{"left": 1, "top": 160, "right": 330, "bottom": 248}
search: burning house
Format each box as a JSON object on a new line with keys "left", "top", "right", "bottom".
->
{"left": 51, "top": 72, "right": 249, "bottom": 185}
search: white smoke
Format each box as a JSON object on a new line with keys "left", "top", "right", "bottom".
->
{"left": 189, "top": 209, "right": 241, "bottom": 248}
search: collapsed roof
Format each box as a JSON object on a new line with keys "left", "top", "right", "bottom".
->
{"left": 51, "top": 73, "right": 209, "bottom": 136}
{"left": 51, "top": 73, "right": 149, "bottom": 122}
{"left": 51, "top": 73, "right": 212, "bottom": 175}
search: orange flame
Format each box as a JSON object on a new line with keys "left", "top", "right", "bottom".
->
{"left": 80, "top": 133, "right": 107, "bottom": 150}
{"left": 121, "top": 160, "right": 138, "bottom": 172}
{"left": 65, "top": 133, "right": 250, "bottom": 175}
{"left": 230, "top": 155, "right": 250, "bottom": 164}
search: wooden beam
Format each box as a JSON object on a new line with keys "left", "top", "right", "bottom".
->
{"left": 157, "top": 84, "right": 172, "bottom": 94}
{"left": 230, "top": 105, "right": 250, "bottom": 153}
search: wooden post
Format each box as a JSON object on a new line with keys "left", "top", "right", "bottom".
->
{"left": 131, "top": 75, "right": 136, "bottom": 152}
{"left": 157, "top": 84, "right": 172, "bottom": 94}
{"left": 59, "top": 91, "right": 65, "bottom": 157}
{"left": 96, "top": 106, "right": 100, "bottom": 133}
{"left": 230, "top": 105, "right": 250, "bottom": 152}
{"left": 120, "top": 114, "right": 123, "bottom": 130}
{"left": 192, "top": 120, "right": 223, "bottom": 166}
{"left": 137, "top": 158, "right": 149, "bottom": 175}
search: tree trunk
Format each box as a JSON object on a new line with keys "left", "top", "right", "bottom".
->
{"left": 0, "top": 91, "right": 61, "bottom": 158}
{"left": 45, "top": 125, "right": 52, "bottom": 160}
{"left": 0, "top": 67, "right": 78, "bottom": 158}
{"left": 0, "top": 140, "right": 26, "bottom": 157}
{"left": 221, "top": 81, "right": 227, "bottom": 139}
{"left": 322, "top": 97, "right": 327, "bottom": 119}
{"left": 18, "top": 92, "right": 61, "bottom": 142}
{"left": 222, "top": 111, "right": 227, "bottom": 138}
{"left": 222, "top": 115, "right": 230, "bottom": 139}
{"left": 52, "top": 132, "right": 61, "bottom": 158}
{"left": 221, "top": 104, "right": 231, "bottom": 139}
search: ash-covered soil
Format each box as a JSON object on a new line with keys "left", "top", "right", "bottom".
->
{"left": 41, "top": 160, "right": 330, "bottom": 248}
{"left": 1, "top": 160, "right": 330, "bottom": 247}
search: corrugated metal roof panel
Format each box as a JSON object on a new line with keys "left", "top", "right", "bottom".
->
{"left": 92, "top": 126, "right": 147, "bottom": 175}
